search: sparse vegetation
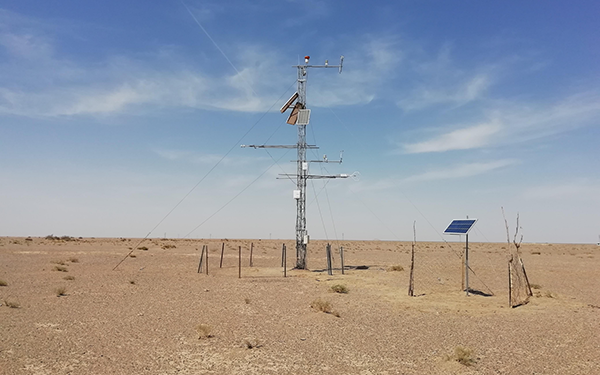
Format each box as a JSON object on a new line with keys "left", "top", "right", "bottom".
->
{"left": 67, "top": 257, "right": 79, "bottom": 263}
{"left": 3, "top": 299, "right": 20, "bottom": 308}
{"left": 63, "top": 276, "right": 75, "bottom": 281}
{"left": 532, "top": 251, "right": 541, "bottom": 255}
{"left": 530, "top": 283, "right": 542, "bottom": 290}
{"left": 311, "top": 298, "right": 341, "bottom": 317}
{"left": 311, "top": 298, "right": 332, "bottom": 313}
{"left": 387, "top": 265, "right": 404, "bottom": 272}
{"left": 129, "top": 280, "right": 136, "bottom": 285}
{"left": 196, "top": 324, "right": 213, "bottom": 339}
{"left": 0, "top": 279, "right": 7, "bottom": 286}
{"left": 129, "top": 254, "right": 137, "bottom": 258}
{"left": 244, "top": 298, "right": 251, "bottom": 304}
{"left": 243, "top": 339, "right": 262, "bottom": 349}
{"left": 330, "top": 284, "right": 349, "bottom": 294}
{"left": 544, "top": 291, "right": 556, "bottom": 298}
{"left": 446, "top": 346, "right": 476, "bottom": 366}
{"left": 53, "top": 265, "right": 68, "bottom": 272}
{"left": 52, "top": 260, "right": 66, "bottom": 265}
{"left": 162, "top": 244, "right": 176, "bottom": 249}
{"left": 138, "top": 246, "right": 149, "bottom": 251}
{"left": 55, "top": 286, "right": 67, "bottom": 296}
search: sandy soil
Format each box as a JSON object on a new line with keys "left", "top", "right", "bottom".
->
{"left": 1, "top": 237, "right": 599, "bottom": 374}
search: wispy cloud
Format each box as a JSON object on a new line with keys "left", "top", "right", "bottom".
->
{"left": 403, "top": 121, "right": 501, "bottom": 153}
{"left": 522, "top": 181, "right": 600, "bottom": 202}
{"left": 403, "top": 159, "right": 517, "bottom": 182}
{"left": 352, "top": 159, "right": 517, "bottom": 192}
{"left": 154, "top": 149, "right": 269, "bottom": 166}
{"left": 400, "top": 91, "right": 600, "bottom": 154}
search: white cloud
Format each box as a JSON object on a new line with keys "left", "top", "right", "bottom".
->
{"left": 154, "top": 149, "right": 269, "bottom": 167}
{"left": 400, "top": 91, "right": 600, "bottom": 154}
{"left": 522, "top": 181, "right": 600, "bottom": 202}
{"left": 403, "top": 121, "right": 501, "bottom": 153}
{"left": 403, "top": 159, "right": 517, "bottom": 183}
{"left": 398, "top": 74, "right": 491, "bottom": 111}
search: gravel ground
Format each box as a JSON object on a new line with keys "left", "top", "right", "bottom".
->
{"left": 1, "top": 237, "right": 599, "bottom": 374}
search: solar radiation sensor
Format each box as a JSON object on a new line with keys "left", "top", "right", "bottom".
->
{"left": 444, "top": 219, "right": 477, "bottom": 235}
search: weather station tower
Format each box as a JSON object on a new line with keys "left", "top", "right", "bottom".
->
{"left": 242, "top": 55, "right": 355, "bottom": 269}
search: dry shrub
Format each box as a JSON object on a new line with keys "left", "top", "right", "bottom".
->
{"left": 3, "top": 299, "right": 20, "bottom": 308}
{"left": 138, "top": 246, "right": 149, "bottom": 251}
{"left": 446, "top": 346, "right": 476, "bottom": 366}
{"left": 311, "top": 299, "right": 332, "bottom": 313}
{"left": 129, "top": 254, "right": 137, "bottom": 258}
{"left": 162, "top": 244, "right": 176, "bottom": 249}
{"left": 243, "top": 339, "right": 262, "bottom": 349}
{"left": 63, "top": 276, "right": 75, "bottom": 281}
{"left": 0, "top": 279, "right": 7, "bottom": 286}
{"left": 53, "top": 265, "right": 68, "bottom": 272}
{"left": 129, "top": 280, "right": 136, "bottom": 285}
{"left": 55, "top": 286, "right": 67, "bottom": 296}
{"left": 52, "top": 260, "right": 66, "bottom": 265}
{"left": 244, "top": 298, "right": 251, "bottom": 304}
{"left": 67, "top": 257, "right": 79, "bottom": 263}
{"left": 530, "top": 283, "right": 542, "bottom": 290}
{"left": 544, "top": 291, "right": 556, "bottom": 298}
{"left": 330, "top": 284, "right": 349, "bottom": 294}
{"left": 196, "top": 324, "right": 213, "bottom": 339}
{"left": 387, "top": 265, "right": 404, "bottom": 272}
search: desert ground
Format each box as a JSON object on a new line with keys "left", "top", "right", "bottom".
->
{"left": 1, "top": 236, "right": 599, "bottom": 374}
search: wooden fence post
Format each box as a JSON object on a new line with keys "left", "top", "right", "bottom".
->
{"left": 197, "top": 245, "right": 205, "bottom": 273}
{"left": 238, "top": 246, "right": 242, "bottom": 279}
{"left": 206, "top": 244, "right": 209, "bottom": 275}
{"left": 219, "top": 242, "right": 224, "bottom": 268}
{"left": 250, "top": 242, "right": 254, "bottom": 267}
{"left": 340, "top": 246, "right": 345, "bottom": 275}
{"left": 326, "top": 243, "right": 333, "bottom": 276}
{"left": 283, "top": 244, "right": 287, "bottom": 278}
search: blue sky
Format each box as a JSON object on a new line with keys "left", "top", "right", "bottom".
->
{"left": 1, "top": 1, "right": 599, "bottom": 243}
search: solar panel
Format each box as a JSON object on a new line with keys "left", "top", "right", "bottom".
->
{"left": 444, "top": 219, "right": 477, "bottom": 235}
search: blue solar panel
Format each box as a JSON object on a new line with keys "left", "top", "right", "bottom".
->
{"left": 444, "top": 219, "right": 477, "bottom": 234}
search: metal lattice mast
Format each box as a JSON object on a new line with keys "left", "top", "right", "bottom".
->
{"left": 243, "top": 55, "right": 353, "bottom": 269}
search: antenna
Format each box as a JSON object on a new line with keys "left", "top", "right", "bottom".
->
{"left": 242, "top": 55, "right": 349, "bottom": 269}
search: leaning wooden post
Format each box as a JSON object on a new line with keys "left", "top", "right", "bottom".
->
{"left": 238, "top": 246, "right": 242, "bottom": 279}
{"left": 326, "top": 243, "right": 333, "bottom": 276}
{"left": 249, "top": 242, "right": 254, "bottom": 267}
{"left": 219, "top": 242, "right": 224, "bottom": 268}
{"left": 283, "top": 244, "right": 287, "bottom": 278}
{"left": 408, "top": 220, "right": 416, "bottom": 296}
{"left": 206, "top": 244, "right": 209, "bottom": 275}
{"left": 197, "top": 245, "right": 205, "bottom": 273}
{"left": 340, "top": 246, "right": 345, "bottom": 275}
{"left": 520, "top": 258, "right": 533, "bottom": 296}
{"left": 281, "top": 243, "right": 285, "bottom": 267}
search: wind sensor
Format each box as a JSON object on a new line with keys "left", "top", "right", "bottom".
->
{"left": 242, "top": 55, "right": 353, "bottom": 269}
{"left": 444, "top": 218, "right": 477, "bottom": 296}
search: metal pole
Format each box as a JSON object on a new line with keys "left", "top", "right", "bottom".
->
{"left": 465, "top": 234, "right": 469, "bottom": 296}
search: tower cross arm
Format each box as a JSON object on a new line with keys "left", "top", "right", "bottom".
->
{"left": 241, "top": 144, "right": 319, "bottom": 149}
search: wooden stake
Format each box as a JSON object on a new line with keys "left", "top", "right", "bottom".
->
{"left": 250, "top": 242, "right": 254, "bottom": 267}
{"left": 408, "top": 220, "right": 416, "bottom": 297}
{"left": 281, "top": 243, "right": 285, "bottom": 267}
{"left": 340, "top": 246, "right": 345, "bottom": 275}
{"left": 283, "top": 244, "right": 287, "bottom": 278}
{"left": 520, "top": 258, "right": 533, "bottom": 297}
{"left": 197, "top": 245, "right": 205, "bottom": 273}
{"left": 326, "top": 243, "right": 333, "bottom": 276}
{"left": 508, "top": 259, "right": 512, "bottom": 307}
{"left": 219, "top": 242, "right": 224, "bottom": 268}
{"left": 238, "top": 246, "right": 241, "bottom": 279}
{"left": 206, "top": 244, "right": 209, "bottom": 275}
